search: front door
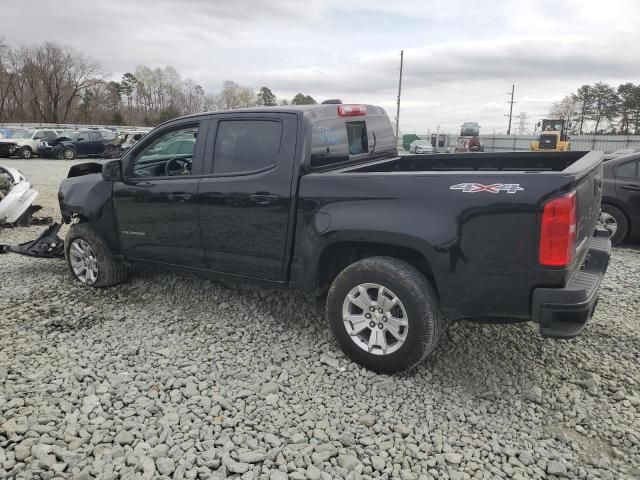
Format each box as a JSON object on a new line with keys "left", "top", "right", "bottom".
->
{"left": 197, "top": 113, "right": 298, "bottom": 281}
{"left": 112, "top": 119, "right": 209, "bottom": 267}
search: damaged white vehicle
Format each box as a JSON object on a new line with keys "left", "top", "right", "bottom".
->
{"left": 0, "top": 164, "right": 39, "bottom": 224}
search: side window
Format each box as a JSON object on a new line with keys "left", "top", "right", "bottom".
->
{"left": 33, "top": 131, "right": 45, "bottom": 140}
{"left": 132, "top": 126, "right": 198, "bottom": 178}
{"left": 213, "top": 120, "right": 282, "bottom": 174}
{"left": 88, "top": 132, "right": 101, "bottom": 141}
{"left": 44, "top": 131, "right": 56, "bottom": 139}
{"left": 615, "top": 161, "right": 638, "bottom": 178}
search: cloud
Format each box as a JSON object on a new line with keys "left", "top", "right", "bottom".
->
{"left": 2, "top": 0, "right": 639, "bottom": 133}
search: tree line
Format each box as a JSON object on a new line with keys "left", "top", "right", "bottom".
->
{"left": 549, "top": 82, "right": 640, "bottom": 135}
{"left": 0, "top": 40, "right": 318, "bottom": 126}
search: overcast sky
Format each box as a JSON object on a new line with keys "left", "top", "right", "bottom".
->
{"left": 4, "top": 0, "right": 640, "bottom": 133}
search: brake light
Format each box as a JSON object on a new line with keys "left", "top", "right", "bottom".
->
{"left": 539, "top": 191, "right": 577, "bottom": 267}
{"left": 337, "top": 104, "right": 366, "bottom": 117}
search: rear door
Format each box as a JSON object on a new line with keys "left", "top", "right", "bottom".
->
{"left": 88, "top": 131, "right": 104, "bottom": 154}
{"left": 75, "top": 133, "right": 91, "bottom": 155}
{"left": 197, "top": 113, "right": 298, "bottom": 280}
{"left": 112, "top": 118, "right": 209, "bottom": 267}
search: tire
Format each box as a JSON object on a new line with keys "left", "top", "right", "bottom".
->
{"left": 600, "top": 204, "right": 628, "bottom": 246}
{"left": 19, "top": 147, "right": 33, "bottom": 159}
{"left": 65, "top": 223, "right": 128, "bottom": 287}
{"left": 61, "top": 147, "right": 76, "bottom": 160}
{"left": 326, "top": 256, "right": 444, "bottom": 373}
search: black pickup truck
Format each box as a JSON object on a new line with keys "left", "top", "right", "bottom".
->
{"left": 56, "top": 103, "right": 610, "bottom": 372}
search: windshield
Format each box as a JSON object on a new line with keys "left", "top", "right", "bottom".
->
{"left": 11, "top": 130, "right": 32, "bottom": 139}
{"left": 415, "top": 140, "right": 430, "bottom": 146}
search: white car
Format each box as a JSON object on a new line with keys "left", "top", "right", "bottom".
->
{"left": 0, "top": 129, "right": 61, "bottom": 158}
{"left": 409, "top": 139, "right": 435, "bottom": 154}
{"left": 0, "top": 164, "right": 38, "bottom": 224}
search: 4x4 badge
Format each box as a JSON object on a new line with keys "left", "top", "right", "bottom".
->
{"left": 450, "top": 183, "right": 524, "bottom": 194}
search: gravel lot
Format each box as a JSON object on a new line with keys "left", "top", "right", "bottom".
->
{"left": 1, "top": 159, "right": 639, "bottom": 479}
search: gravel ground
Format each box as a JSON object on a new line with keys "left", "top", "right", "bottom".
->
{"left": 1, "top": 160, "right": 640, "bottom": 480}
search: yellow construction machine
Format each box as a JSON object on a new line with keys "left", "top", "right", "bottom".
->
{"left": 530, "top": 119, "right": 571, "bottom": 152}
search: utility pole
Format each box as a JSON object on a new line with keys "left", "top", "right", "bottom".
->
{"left": 395, "top": 50, "right": 404, "bottom": 142}
{"left": 506, "top": 84, "right": 515, "bottom": 135}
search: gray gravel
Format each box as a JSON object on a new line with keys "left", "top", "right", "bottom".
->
{"left": 1, "top": 159, "right": 640, "bottom": 479}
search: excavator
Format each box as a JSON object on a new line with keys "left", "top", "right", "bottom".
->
{"left": 530, "top": 119, "right": 571, "bottom": 152}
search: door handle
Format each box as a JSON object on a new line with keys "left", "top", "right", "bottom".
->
{"left": 171, "top": 193, "right": 193, "bottom": 201}
{"left": 621, "top": 184, "right": 640, "bottom": 191}
{"left": 135, "top": 181, "right": 155, "bottom": 187}
{"left": 249, "top": 193, "right": 280, "bottom": 205}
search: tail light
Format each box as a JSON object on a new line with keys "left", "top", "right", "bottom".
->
{"left": 337, "top": 104, "right": 366, "bottom": 117}
{"left": 539, "top": 191, "right": 577, "bottom": 267}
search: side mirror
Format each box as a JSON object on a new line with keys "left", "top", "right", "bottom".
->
{"left": 102, "top": 159, "right": 122, "bottom": 181}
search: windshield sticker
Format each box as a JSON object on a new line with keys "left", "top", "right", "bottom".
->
{"left": 316, "top": 126, "right": 338, "bottom": 146}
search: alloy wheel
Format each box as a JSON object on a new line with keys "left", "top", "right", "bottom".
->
{"left": 69, "top": 239, "right": 99, "bottom": 284}
{"left": 341, "top": 283, "right": 409, "bottom": 355}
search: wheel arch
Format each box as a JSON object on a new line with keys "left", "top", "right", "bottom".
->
{"left": 314, "top": 235, "right": 439, "bottom": 299}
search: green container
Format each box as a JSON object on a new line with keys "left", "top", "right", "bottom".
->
{"left": 402, "top": 134, "right": 421, "bottom": 151}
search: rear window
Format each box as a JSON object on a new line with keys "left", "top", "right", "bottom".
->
{"left": 346, "top": 121, "right": 368, "bottom": 155}
{"left": 310, "top": 113, "right": 396, "bottom": 170}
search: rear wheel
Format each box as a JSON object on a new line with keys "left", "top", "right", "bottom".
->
{"left": 326, "top": 256, "right": 444, "bottom": 373}
{"left": 65, "top": 224, "right": 128, "bottom": 287}
{"left": 599, "top": 204, "right": 628, "bottom": 246}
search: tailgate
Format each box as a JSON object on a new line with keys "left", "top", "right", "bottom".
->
{"left": 574, "top": 162, "right": 603, "bottom": 263}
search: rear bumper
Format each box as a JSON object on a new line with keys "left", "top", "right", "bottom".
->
{"left": 532, "top": 229, "right": 611, "bottom": 339}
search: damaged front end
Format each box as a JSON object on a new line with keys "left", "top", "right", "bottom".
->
{"left": 3, "top": 158, "right": 120, "bottom": 260}
{"left": 0, "top": 164, "right": 39, "bottom": 225}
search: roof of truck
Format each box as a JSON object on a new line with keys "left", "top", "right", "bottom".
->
{"left": 159, "top": 104, "right": 388, "bottom": 128}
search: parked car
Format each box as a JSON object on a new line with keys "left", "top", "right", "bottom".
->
{"left": 0, "top": 128, "right": 17, "bottom": 139}
{"left": 104, "top": 129, "right": 149, "bottom": 158}
{"left": 603, "top": 148, "right": 640, "bottom": 161}
{"left": 600, "top": 152, "right": 640, "bottom": 245}
{"left": 52, "top": 103, "right": 609, "bottom": 373}
{"left": 40, "top": 129, "right": 106, "bottom": 160}
{"left": 409, "top": 139, "right": 434, "bottom": 154}
{"left": 0, "top": 164, "right": 38, "bottom": 224}
{"left": 0, "top": 129, "right": 60, "bottom": 158}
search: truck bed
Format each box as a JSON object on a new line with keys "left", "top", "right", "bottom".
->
{"left": 297, "top": 150, "right": 604, "bottom": 321}
{"left": 343, "top": 151, "right": 595, "bottom": 173}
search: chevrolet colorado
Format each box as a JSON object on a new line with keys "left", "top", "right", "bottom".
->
{"left": 56, "top": 103, "right": 610, "bottom": 372}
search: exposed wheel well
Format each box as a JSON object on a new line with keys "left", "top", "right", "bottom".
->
{"left": 316, "top": 241, "right": 437, "bottom": 297}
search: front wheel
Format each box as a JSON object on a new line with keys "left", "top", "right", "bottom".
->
{"left": 65, "top": 224, "right": 128, "bottom": 287}
{"left": 19, "top": 147, "right": 33, "bottom": 159}
{"left": 60, "top": 147, "right": 76, "bottom": 160}
{"left": 326, "top": 256, "right": 444, "bottom": 373}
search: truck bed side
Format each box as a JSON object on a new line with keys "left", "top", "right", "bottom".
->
{"left": 290, "top": 152, "right": 603, "bottom": 322}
